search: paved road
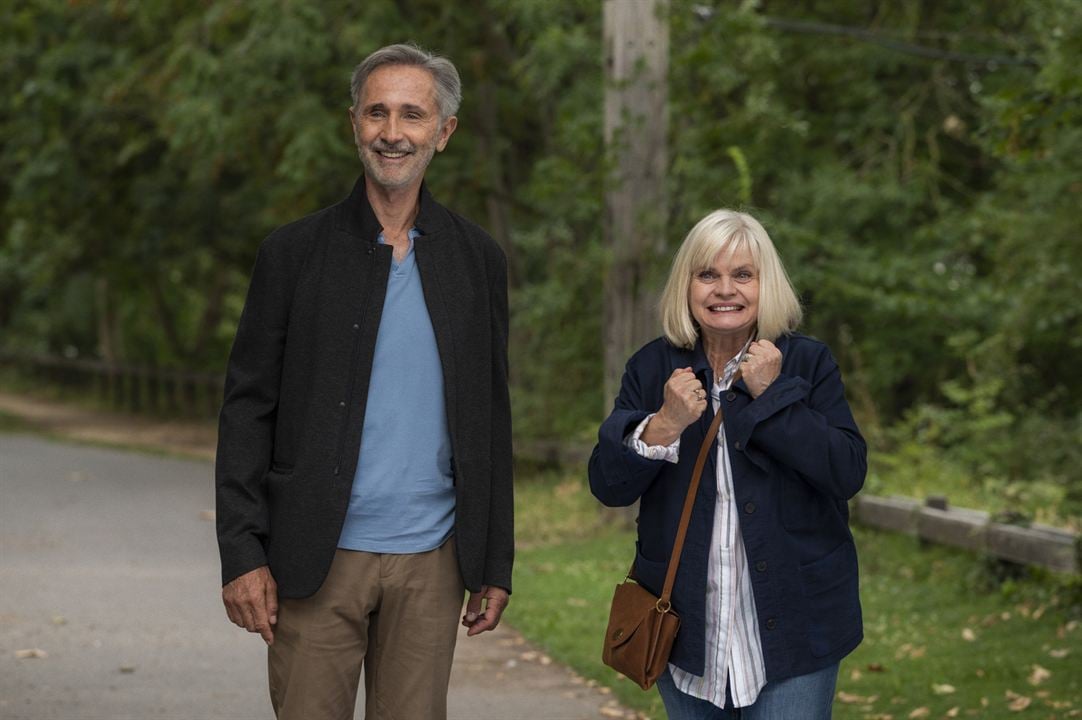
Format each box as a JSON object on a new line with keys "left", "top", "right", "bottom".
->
{"left": 0, "top": 433, "right": 633, "bottom": 720}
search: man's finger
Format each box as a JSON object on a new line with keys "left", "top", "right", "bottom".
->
{"left": 463, "top": 588, "right": 485, "bottom": 624}
{"left": 265, "top": 580, "right": 279, "bottom": 627}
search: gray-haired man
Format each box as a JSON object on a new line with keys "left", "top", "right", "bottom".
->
{"left": 215, "top": 43, "right": 513, "bottom": 719}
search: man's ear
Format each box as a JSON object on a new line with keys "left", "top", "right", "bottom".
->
{"left": 436, "top": 116, "right": 458, "bottom": 152}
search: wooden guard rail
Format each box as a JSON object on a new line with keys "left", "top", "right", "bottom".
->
{"left": 0, "top": 352, "right": 224, "bottom": 418}
{"left": 515, "top": 441, "right": 1080, "bottom": 575}
{"left": 852, "top": 494, "right": 1079, "bottom": 574}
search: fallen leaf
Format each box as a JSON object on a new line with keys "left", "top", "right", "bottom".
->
{"left": 14, "top": 648, "right": 47, "bottom": 659}
{"left": 1032, "top": 605, "right": 1046, "bottom": 620}
{"left": 565, "top": 597, "right": 588, "bottom": 607}
{"left": 908, "top": 708, "right": 930, "bottom": 718}
{"left": 961, "top": 628, "right": 977, "bottom": 642}
{"left": 975, "top": 668, "right": 986, "bottom": 678}
{"left": 867, "top": 715, "right": 894, "bottom": 720}
{"left": 945, "top": 708, "right": 960, "bottom": 718}
{"left": 1028, "top": 664, "right": 1051, "bottom": 686}
{"left": 867, "top": 662, "right": 886, "bottom": 672}
{"left": 1006, "top": 690, "right": 1032, "bottom": 711}
{"left": 51, "top": 615, "right": 67, "bottom": 626}
{"left": 837, "top": 691, "right": 878, "bottom": 704}
{"left": 1049, "top": 647, "right": 1070, "bottom": 659}
{"left": 118, "top": 665, "right": 136, "bottom": 674}
{"left": 599, "top": 707, "right": 624, "bottom": 719}
{"left": 933, "top": 684, "right": 956, "bottom": 695}
{"left": 850, "top": 669, "right": 862, "bottom": 681}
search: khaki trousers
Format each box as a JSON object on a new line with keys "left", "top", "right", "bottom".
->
{"left": 268, "top": 538, "right": 465, "bottom": 720}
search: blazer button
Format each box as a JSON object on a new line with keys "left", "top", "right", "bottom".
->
{"left": 734, "top": 441, "right": 742, "bottom": 450}
{"left": 726, "top": 392, "right": 736, "bottom": 401}
{"left": 744, "top": 502, "right": 756, "bottom": 514}
{"left": 352, "top": 323, "right": 359, "bottom": 330}
{"left": 338, "top": 401, "right": 346, "bottom": 407}
{"left": 756, "top": 560, "right": 767, "bottom": 572}
{"left": 766, "top": 618, "right": 777, "bottom": 630}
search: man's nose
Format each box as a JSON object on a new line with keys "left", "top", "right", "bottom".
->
{"left": 382, "top": 114, "right": 404, "bottom": 143}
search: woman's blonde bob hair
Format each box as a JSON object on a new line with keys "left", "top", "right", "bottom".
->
{"left": 660, "top": 209, "right": 802, "bottom": 349}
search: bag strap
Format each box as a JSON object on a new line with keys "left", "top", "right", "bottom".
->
{"left": 657, "top": 370, "right": 740, "bottom": 608}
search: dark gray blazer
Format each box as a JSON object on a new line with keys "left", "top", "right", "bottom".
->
{"left": 215, "top": 176, "right": 514, "bottom": 598}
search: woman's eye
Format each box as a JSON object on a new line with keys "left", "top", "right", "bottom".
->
{"left": 696, "top": 271, "right": 717, "bottom": 281}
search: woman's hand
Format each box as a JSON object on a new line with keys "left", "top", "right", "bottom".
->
{"left": 741, "top": 340, "right": 782, "bottom": 398}
{"left": 641, "top": 367, "right": 707, "bottom": 446}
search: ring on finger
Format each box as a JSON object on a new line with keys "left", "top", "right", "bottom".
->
{"left": 693, "top": 388, "right": 705, "bottom": 401}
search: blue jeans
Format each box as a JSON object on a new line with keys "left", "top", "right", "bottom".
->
{"left": 656, "top": 663, "right": 839, "bottom": 720}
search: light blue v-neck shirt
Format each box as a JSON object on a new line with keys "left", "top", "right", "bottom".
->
{"left": 338, "top": 228, "right": 455, "bottom": 553}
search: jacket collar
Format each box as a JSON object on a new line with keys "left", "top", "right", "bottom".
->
{"left": 335, "top": 175, "right": 454, "bottom": 242}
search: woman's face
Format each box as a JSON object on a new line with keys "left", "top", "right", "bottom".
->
{"left": 688, "top": 244, "right": 760, "bottom": 342}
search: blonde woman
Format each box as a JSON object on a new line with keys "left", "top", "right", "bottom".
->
{"left": 589, "top": 210, "right": 866, "bottom": 719}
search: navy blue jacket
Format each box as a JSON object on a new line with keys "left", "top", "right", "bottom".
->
{"left": 589, "top": 333, "right": 866, "bottom": 681}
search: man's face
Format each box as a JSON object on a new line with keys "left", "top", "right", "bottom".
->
{"left": 350, "top": 65, "right": 457, "bottom": 191}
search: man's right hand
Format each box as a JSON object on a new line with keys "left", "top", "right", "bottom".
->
{"left": 222, "top": 565, "right": 278, "bottom": 645}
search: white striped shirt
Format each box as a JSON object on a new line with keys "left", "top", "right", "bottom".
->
{"left": 627, "top": 348, "right": 766, "bottom": 708}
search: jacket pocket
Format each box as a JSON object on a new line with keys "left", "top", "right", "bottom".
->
{"left": 633, "top": 541, "right": 669, "bottom": 598}
{"left": 798, "top": 539, "right": 862, "bottom": 657}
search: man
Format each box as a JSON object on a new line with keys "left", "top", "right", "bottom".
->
{"left": 215, "top": 43, "right": 513, "bottom": 720}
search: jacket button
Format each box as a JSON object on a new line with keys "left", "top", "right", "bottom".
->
{"left": 766, "top": 618, "right": 777, "bottom": 630}
{"left": 726, "top": 392, "right": 736, "bottom": 401}
{"left": 756, "top": 560, "right": 767, "bottom": 572}
{"left": 352, "top": 323, "right": 359, "bottom": 330}
{"left": 338, "top": 401, "right": 346, "bottom": 407}
{"left": 734, "top": 441, "right": 742, "bottom": 450}
{"left": 744, "top": 502, "right": 756, "bottom": 514}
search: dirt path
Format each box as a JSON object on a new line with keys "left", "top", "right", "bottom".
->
{"left": 0, "top": 391, "right": 641, "bottom": 720}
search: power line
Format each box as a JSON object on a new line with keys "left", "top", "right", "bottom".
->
{"left": 690, "top": 6, "right": 1038, "bottom": 68}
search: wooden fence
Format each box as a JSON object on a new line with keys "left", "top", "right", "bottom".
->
{"left": 0, "top": 352, "right": 223, "bottom": 418}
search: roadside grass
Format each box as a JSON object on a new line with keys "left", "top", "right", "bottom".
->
{"left": 508, "top": 472, "right": 1082, "bottom": 719}
{"left": 0, "top": 407, "right": 36, "bottom": 433}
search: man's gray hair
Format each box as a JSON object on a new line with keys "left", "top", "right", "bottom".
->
{"left": 350, "top": 43, "right": 462, "bottom": 120}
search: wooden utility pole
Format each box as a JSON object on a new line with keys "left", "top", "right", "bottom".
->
{"left": 603, "top": 0, "right": 669, "bottom": 407}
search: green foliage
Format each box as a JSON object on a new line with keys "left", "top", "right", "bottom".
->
{"left": 1, "top": 1, "right": 1078, "bottom": 487}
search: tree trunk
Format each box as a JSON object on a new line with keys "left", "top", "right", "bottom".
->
{"left": 602, "top": 0, "right": 669, "bottom": 408}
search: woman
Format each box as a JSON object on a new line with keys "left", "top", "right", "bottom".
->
{"left": 589, "top": 210, "right": 866, "bottom": 719}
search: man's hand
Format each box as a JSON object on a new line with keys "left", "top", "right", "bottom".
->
{"left": 222, "top": 565, "right": 278, "bottom": 645}
{"left": 462, "top": 585, "right": 509, "bottom": 637}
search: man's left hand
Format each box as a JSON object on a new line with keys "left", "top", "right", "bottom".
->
{"left": 462, "top": 585, "right": 509, "bottom": 637}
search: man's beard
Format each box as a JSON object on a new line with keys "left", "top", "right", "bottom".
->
{"left": 357, "top": 138, "right": 437, "bottom": 190}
